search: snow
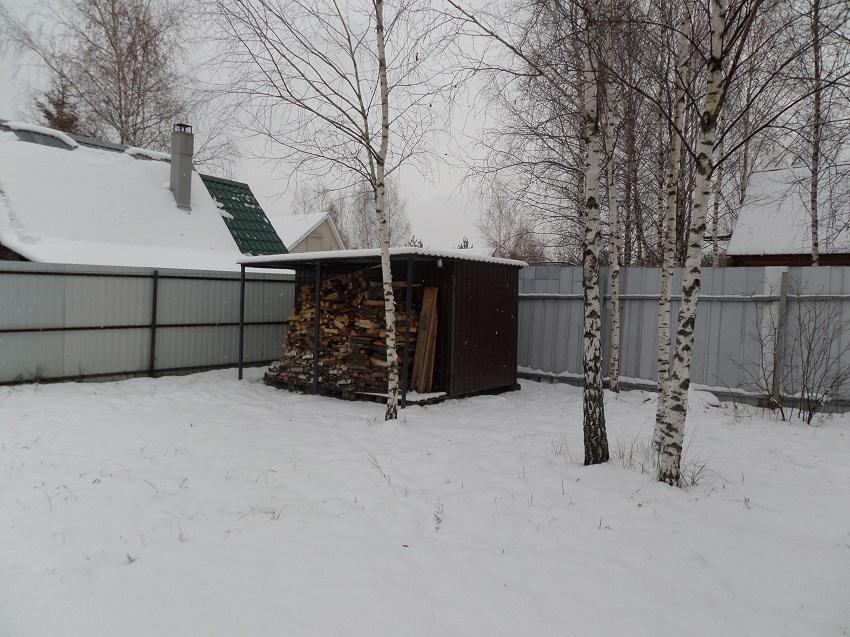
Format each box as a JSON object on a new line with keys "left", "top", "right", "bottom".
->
{"left": 241, "top": 246, "right": 527, "bottom": 267}
{"left": 124, "top": 146, "right": 170, "bottom": 162}
{"left": 727, "top": 164, "right": 850, "bottom": 256}
{"left": 2, "top": 369, "right": 848, "bottom": 636}
{"left": 273, "top": 212, "right": 333, "bottom": 250}
{"left": 3, "top": 121, "right": 80, "bottom": 149}
{"left": 0, "top": 133, "right": 247, "bottom": 271}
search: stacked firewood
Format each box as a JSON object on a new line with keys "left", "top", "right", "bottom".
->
{"left": 267, "top": 269, "right": 419, "bottom": 395}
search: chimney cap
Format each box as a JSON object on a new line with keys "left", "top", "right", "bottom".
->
{"left": 173, "top": 123, "right": 193, "bottom": 133}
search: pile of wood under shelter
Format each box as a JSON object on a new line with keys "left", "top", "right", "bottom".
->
{"left": 266, "top": 268, "right": 438, "bottom": 396}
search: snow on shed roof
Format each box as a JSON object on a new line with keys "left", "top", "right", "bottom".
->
{"left": 727, "top": 164, "right": 850, "bottom": 256}
{"left": 0, "top": 124, "right": 250, "bottom": 271}
{"left": 239, "top": 247, "right": 527, "bottom": 267}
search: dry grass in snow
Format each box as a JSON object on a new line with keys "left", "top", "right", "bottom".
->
{"left": 1, "top": 369, "right": 849, "bottom": 636}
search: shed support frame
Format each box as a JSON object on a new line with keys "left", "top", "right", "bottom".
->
{"left": 238, "top": 265, "right": 246, "bottom": 380}
{"left": 401, "top": 255, "right": 413, "bottom": 406}
{"left": 313, "top": 262, "right": 321, "bottom": 394}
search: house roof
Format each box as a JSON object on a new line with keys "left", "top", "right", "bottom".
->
{"left": 273, "top": 212, "right": 345, "bottom": 251}
{"left": 239, "top": 247, "right": 527, "bottom": 268}
{"left": 0, "top": 121, "right": 285, "bottom": 271}
{"left": 728, "top": 164, "right": 850, "bottom": 256}
{"left": 200, "top": 174, "right": 287, "bottom": 256}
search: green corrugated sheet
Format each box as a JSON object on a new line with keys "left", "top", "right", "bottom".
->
{"left": 200, "top": 174, "right": 287, "bottom": 256}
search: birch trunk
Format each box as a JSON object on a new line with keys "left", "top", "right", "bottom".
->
{"left": 653, "top": 1, "right": 690, "bottom": 449}
{"left": 711, "top": 116, "right": 724, "bottom": 266}
{"left": 374, "top": 0, "right": 400, "bottom": 420}
{"left": 810, "top": 0, "right": 821, "bottom": 267}
{"left": 657, "top": 0, "right": 725, "bottom": 485}
{"left": 581, "top": 0, "right": 609, "bottom": 464}
{"left": 604, "top": 11, "right": 622, "bottom": 394}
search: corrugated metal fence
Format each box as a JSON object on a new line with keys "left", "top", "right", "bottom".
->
{"left": 0, "top": 262, "right": 294, "bottom": 384}
{"left": 518, "top": 265, "right": 850, "bottom": 401}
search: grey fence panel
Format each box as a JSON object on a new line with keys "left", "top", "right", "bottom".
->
{"left": 0, "top": 262, "right": 295, "bottom": 383}
{"left": 518, "top": 264, "right": 850, "bottom": 400}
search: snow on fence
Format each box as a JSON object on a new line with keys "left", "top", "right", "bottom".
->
{"left": 0, "top": 261, "right": 295, "bottom": 384}
{"left": 518, "top": 265, "right": 850, "bottom": 404}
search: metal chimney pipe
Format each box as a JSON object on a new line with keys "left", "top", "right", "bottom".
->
{"left": 170, "top": 123, "right": 194, "bottom": 210}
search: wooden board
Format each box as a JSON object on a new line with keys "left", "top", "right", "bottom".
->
{"left": 411, "top": 287, "right": 438, "bottom": 393}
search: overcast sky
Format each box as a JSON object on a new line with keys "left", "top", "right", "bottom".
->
{"left": 0, "top": 0, "right": 486, "bottom": 250}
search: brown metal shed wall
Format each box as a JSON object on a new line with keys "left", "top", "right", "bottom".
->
{"left": 449, "top": 260, "right": 519, "bottom": 395}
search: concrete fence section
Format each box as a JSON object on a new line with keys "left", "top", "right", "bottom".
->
{"left": 518, "top": 265, "right": 850, "bottom": 403}
{"left": 0, "top": 262, "right": 295, "bottom": 384}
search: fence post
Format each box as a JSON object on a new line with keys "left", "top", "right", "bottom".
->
{"left": 148, "top": 270, "right": 159, "bottom": 376}
{"left": 771, "top": 269, "right": 790, "bottom": 402}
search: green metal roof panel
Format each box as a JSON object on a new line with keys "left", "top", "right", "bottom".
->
{"left": 200, "top": 174, "right": 287, "bottom": 256}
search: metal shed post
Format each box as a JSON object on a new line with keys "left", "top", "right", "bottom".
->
{"left": 313, "top": 262, "right": 321, "bottom": 394}
{"left": 238, "top": 264, "right": 245, "bottom": 380}
{"left": 401, "top": 255, "right": 413, "bottom": 406}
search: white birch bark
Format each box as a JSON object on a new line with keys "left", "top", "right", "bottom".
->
{"left": 810, "top": 0, "right": 822, "bottom": 267}
{"left": 653, "top": 1, "right": 691, "bottom": 449}
{"left": 657, "top": 0, "right": 726, "bottom": 485}
{"left": 374, "top": 0, "right": 400, "bottom": 420}
{"left": 711, "top": 116, "right": 724, "bottom": 266}
{"left": 604, "top": 7, "right": 622, "bottom": 394}
{"left": 581, "top": 0, "right": 609, "bottom": 464}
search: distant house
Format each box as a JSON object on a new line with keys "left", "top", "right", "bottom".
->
{"left": 0, "top": 120, "right": 286, "bottom": 270}
{"left": 274, "top": 212, "right": 345, "bottom": 253}
{"left": 727, "top": 164, "right": 850, "bottom": 266}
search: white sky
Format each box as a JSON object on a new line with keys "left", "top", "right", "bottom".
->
{"left": 0, "top": 0, "right": 485, "bottom": 250}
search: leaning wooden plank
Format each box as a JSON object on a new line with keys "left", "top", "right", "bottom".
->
{"left": 419, "top": 297, "right": 438, "bottom": 393}
{"left": 411, "top": 287, "right": 438, "bottom": 392}
{"left": 423, "top": 307, "right": 438, "bottom": 393}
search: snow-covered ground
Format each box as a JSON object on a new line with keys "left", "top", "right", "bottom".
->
{"left": 1, "top": 370, "right": 848, "bottom": 636}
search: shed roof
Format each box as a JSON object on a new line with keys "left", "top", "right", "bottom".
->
{"left": 239, "top": 247, "right": 527, "bottom": 269}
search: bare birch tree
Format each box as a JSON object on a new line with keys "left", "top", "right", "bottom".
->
{"left": 8, "top": 0, "right": 189, "bottom": 149}
{"left": 603, "top": 0, "right": 623, "bottom": 394}
{"left": 213, "top": 0, "right": 447, "bottom": 419}
{"left": 447, "top": 0, "right": 610, "bottom": 464}
{"left": 579, "top": 0, "right": 609, "bottom": 463}
{"left": 5, "top": 0, "right": 237, "bottom": 171}
{"left": 653, "top": 0, "right": 692, "bottom": 451}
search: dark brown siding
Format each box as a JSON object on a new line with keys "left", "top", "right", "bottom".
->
{"left": 726, "top": 253, "right": 850, "bottom": 267}
{"left": 448, "top": 260, "right": 519, "bottom": 395}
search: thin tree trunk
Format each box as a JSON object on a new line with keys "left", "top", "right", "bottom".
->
{"left": 810, "top": 0, "right": 821, "bottom": 266}
{"left": 653, "top": 1, "right": 690, "bottom": 450}
{"left": 604, "top": 1, "right": 622, "bottom": 394}
{"left": 374, "top": 0, "right": 400, "bottom": 420}
{"left": 657, "top": 0, "right": 725, "bottom": 486}
{"left": 711, "top": 115, "right": 724, "bottom": 266}
{"left": 581, "top": 0, "right": 609, "bottom": 465}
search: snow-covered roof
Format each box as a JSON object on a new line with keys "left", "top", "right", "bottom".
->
{"left": 728, "top": 164, "right": 850, "bottom": 256}
{"left": 239, "top": 247, "right": 527, "bottom": 267}
{"left": 0, "top": 125, "right": 249, "bottom": 270}
{"left": 273, "top": 212, "right": 345, "bottom": 250}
